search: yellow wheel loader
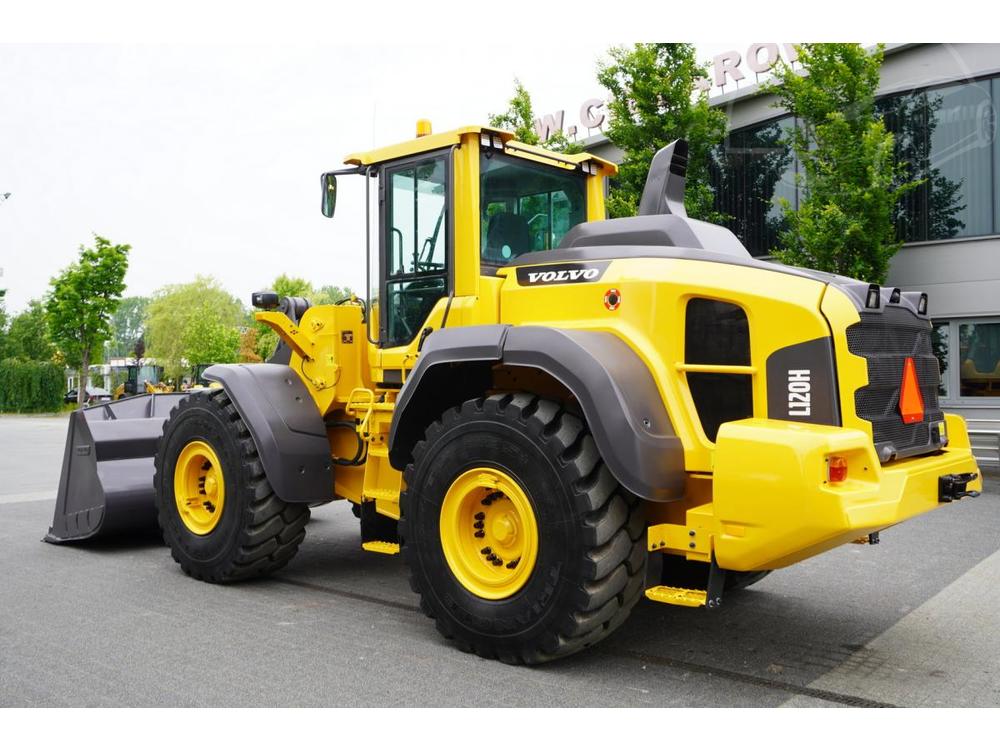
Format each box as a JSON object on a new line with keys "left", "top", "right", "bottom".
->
{"left": 47, "top": 122, "right": 982, "bottom": 664}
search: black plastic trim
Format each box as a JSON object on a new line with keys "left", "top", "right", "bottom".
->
{"left": 388, "top": 325, "right": 685, "bottom": 502}
{"left": 203, "top": 364, "right": 333, "bottom": 503}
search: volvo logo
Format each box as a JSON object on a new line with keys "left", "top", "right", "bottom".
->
{"left": 515, "top": 261, "right": 610, "bottom": 287}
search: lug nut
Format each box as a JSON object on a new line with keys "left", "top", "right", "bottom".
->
{"left": 481, "top": 547, "right": 492, "bottom": 555}
{"left": 506, "top": 559, "right": 519, "bottom": 569}
{"left": 473, "top": 520, "right": 484, "bottom": 530}
{"left": 492, "top": 558, "right": 503, "bottom": 566}
{"left": 474, "top": 531, "right": 485, "bottom": 538}
{"left": 474, "top": 512, "right": 485, "bottom": 521}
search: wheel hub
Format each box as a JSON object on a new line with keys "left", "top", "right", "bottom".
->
{"left": 439, "top": 468, "right": 538, "bottom": 600}
{"left": 173, "top": 440, "right": 226, "bottom": 535}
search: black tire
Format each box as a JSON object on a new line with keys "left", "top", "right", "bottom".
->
{"left": 399, "top": 393, "right": 647, "bottom": 664}
{"left": 153, "top": 389, "right": 310, "bottom": 583}
{"left": 659, "top": 554, "right": 771, "bottom": 592}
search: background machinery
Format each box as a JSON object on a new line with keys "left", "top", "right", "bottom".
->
{"left": 48, "top": 122, "right": 982, "bottom": 663}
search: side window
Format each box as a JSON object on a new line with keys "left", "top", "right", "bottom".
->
{"left": 480, "top": 152, "right": 586, "bottom": 264}
{"left": 684, "top": 298, "right": 753, "bottom": 442}
{"left": 383, "top": 156, "right": 448, "bottom": 347}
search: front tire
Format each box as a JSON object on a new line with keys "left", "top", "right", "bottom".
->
{"left": 399, "top": 393, "right": 646, "bottom": 664}
{"left": 153, "top": 389, "right": 310, "bottom": 583}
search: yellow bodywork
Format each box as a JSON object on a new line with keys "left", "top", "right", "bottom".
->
{"left": 258, "top": 122, "right": 981, "bottom": 600}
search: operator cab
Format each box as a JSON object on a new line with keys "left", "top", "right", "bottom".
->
{"left": 322, "top": 123, "right": 613, "bottom": 358}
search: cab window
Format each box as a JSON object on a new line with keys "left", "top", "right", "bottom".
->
{"left": 480, "top": 152, "right": 586, "bottom": 265}
{"left": 383, "top": 155, "right": 448, "bottom": 347}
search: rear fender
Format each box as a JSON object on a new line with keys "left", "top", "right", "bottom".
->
{"left": 389, "top": 325, "right": 685, "bottom": 502}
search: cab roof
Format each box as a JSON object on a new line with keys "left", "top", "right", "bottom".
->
{"left": 344, "top": 124, "right": 617, "bottom": 175}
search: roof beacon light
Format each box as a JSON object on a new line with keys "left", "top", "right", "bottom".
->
{"left": 899, "top": 356, "right": 925, "bottom": 424}
{"left": 889, "top": 288, "right": 901, "bottom": 304}
{"left": 917, "top": 293, "right": 928, "bottom": 315}
{"left": 416, "top": 119, "right": 432, "bottom": 138}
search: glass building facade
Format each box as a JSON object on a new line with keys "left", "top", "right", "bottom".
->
{"left": 709, "top": 76, "right": 999, "bottom": 257}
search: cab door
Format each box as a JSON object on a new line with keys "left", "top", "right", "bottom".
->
{"left": 376, "top": 150, "right": 452, "bottom": 382}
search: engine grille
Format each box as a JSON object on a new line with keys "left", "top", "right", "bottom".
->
{"left": 846, "top": 305, "right": 944, "bottom": 460}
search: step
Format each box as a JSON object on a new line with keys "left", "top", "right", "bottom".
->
{"left": 644, "top": 585, "right": 708, "bottom": 608}
{"left": 361, "top": 541, "right": 400, "bottom": 555}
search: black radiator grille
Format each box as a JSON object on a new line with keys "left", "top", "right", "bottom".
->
{"left": 846, "top": 305, "right": 943, "bottom": 460}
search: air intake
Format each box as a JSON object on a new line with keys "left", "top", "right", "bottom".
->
{"left": 638, "top": 140, "right": 689, "bottom": 218}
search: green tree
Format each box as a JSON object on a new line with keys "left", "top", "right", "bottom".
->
{"left": 0, "top": 289, "right": 9, "bottom": 360}
{"left": 597, "top": 43, "right": 728, "bottom": 219}
{"left": 46, "top": 235, "right": 131, "bottom": 405}
{"left": 765, "top": 44, "right": 919, "bottom": 283}
{"left": 145, "top": 276, "right": 246, "bottom": 380}
{"left": 314, "top": 284, "right": 355, "bottom": 305}
{"left": 271, "top": 274, "right": 315, "bottom": 299}
{"left": 6, "top": 300, "right": 56, "bottom": 361}
{"left": 108, "top": 296, "right": 150, "bottom": 359}
{"left": 489, "top": 79, "right": 583, "bottom": 154}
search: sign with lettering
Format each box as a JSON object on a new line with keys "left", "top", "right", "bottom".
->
{"left": 532, "top": 43, "right": 798, "bottom": 143}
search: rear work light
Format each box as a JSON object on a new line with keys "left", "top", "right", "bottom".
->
{"left": 827, "top": 456, "right": 848, "bottom": 484}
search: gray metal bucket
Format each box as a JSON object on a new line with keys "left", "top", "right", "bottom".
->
{"left": 45, "top": 392, "right": 190, "bottom": 543}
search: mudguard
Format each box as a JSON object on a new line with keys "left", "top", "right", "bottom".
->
{"left": 389, "top": 325, "right": 685, "bottom": 502}
{"left": 202, "top": 364, "right": 333, "bottom": 503}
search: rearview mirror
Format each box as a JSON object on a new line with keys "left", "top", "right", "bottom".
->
{"left": 321, "top": 173, "right": 337, "bottom": 218}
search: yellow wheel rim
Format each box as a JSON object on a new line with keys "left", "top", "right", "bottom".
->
{"left": 439, "top": 467, "right": 538, "bottom": 600}
{"left": 173, "top": 440, "right": 226, "bottom": 535}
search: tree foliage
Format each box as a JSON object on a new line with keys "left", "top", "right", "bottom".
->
{"left": 0, "top": 289, "right": 9, "bottom": 360}
{"left": 597, "top": 43, "right": 728, "bottom": 220}
{"left": 0, "top": 358, "right": 64, "bottom": 413}
{"left": 45, "top": 235, "right": 131, "bottom": 404}
{"left": 489, "top": 79, "right": 583, "bottom": 154}
{"left": 145, "top": 276, "right": 246, "bottom": 379}
{"left": 6, "top": 300, "right": 56, "bottom": 362}
{"left": 765, "top": 44, "right": 919, "bottom": 283}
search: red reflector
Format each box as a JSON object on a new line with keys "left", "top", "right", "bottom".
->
{"left": 899, "top": 356, "right": 925, "bottom": 424}
{"left": 828, "top": 456, "right": 848, "bottom": 483}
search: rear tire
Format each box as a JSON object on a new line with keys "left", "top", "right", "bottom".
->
{"left": 399, "top": 393, "right": 646, "bottom": 664}
{"left": 153, "top": 389, "right": 310, "bottom": 583}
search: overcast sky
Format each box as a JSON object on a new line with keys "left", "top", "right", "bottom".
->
{"left": 0, "top": 42, "right": 739, "bottom": 312}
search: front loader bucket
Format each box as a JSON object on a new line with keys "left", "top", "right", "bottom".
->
{"left": 45, "top": 392, "right": 190, "bottom": 543}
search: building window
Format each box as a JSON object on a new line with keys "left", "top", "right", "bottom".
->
{"left": 709, "top": 116, "right": 795, "bottom": 257}
{"left": 880, "top": 80, "right": 995, "bottom": 242}
{"left": 684, "top": 298, "right": 753, "bottom": 441}
{"left": 959, "top": 321, "right": 1000, "bottom": 398}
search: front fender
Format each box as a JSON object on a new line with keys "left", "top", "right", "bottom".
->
{"left": 203, "top": 364, "right": 333, "bottom": 503}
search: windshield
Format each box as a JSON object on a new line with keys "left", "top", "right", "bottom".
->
{"left": 480, "top": 152, "right": 587, "bottom": 265}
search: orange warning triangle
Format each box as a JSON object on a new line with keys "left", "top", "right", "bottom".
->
{"left": 899, "top": 357, "right": 925, "bottom": 424}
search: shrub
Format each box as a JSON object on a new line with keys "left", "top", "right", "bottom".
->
{"left": 0, "top": 359, "right": 65, "bottom": 413}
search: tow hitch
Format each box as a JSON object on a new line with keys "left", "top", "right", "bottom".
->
{"left": 939, "top": 472, "right": 980, "bottom": 502}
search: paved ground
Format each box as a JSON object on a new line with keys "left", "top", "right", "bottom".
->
{"left": 1, "top": 414, "right": 997, "bottom": 707}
